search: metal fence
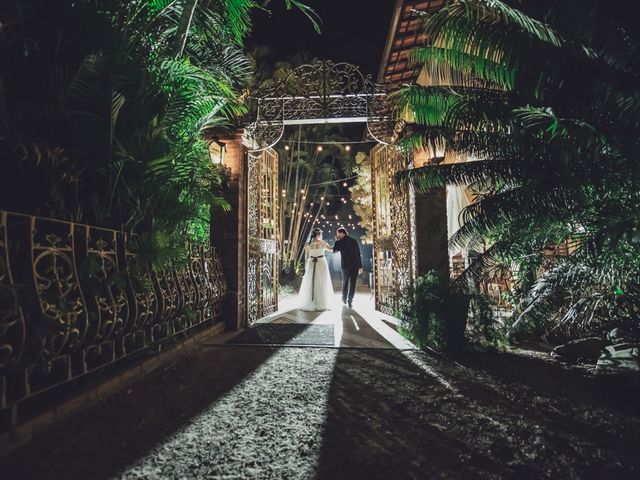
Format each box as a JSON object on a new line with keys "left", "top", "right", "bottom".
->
{"left": 371, "top": 144, "right": 416, "bottom": 315}
{"left": 0, "top": 211, "right": 226, "bottom": 413}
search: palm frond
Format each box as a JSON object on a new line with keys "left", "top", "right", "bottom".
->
{"left": 409, "top": 46, "right": 513, "bottom": 89}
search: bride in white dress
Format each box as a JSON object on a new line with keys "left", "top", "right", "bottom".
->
{"left": 298, "top": 228, "right": 334, "bottom": 311}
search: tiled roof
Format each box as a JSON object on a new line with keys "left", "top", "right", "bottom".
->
{"left": 377, "top": 0, "right": 445, "bottom": 86}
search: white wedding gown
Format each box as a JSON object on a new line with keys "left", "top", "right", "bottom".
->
{"left": 297, "top": 241, "right": 334, "bottom": 311}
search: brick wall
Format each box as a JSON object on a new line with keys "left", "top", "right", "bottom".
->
{"left": 209, "top": 130, "right": 247, "bottom": 330}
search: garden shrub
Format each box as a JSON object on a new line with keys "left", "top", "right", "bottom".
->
{"left": 466, "top": 294, "right": 510, "bottom": 350}
{"left": 397, "top": 271, "right": 469, "bottom": 353}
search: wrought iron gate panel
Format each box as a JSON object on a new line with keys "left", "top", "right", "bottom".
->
{"left": 247, "top": 60, "right": 401, "bottom": 150}
{"left": 247, "top": 149, "right": 279, "bottom": 324}
{"left": 371, "top": 145, "right": 416, "bottom": 314}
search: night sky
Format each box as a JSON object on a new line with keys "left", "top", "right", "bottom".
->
{"left": 247, "top": 0, "right": 396, "bottom": 76}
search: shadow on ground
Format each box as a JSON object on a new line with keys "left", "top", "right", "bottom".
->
{"left": 315, "top": 349, "right": 640, "bottom": 479}
{"left": 2, "top": 341, "right": 639, "bottom": 479}
{"left": 2, "top": 325, "right": 313, "bottom": 480}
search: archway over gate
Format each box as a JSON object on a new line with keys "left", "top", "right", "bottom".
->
{"left": 211, "top": 60, "right": 419, "bottom": 327}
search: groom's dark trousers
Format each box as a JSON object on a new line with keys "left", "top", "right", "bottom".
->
{"left": 341, "top": 268, "right": 359, "bottom": 303}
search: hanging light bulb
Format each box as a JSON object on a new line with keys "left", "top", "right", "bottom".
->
{"left": 317, "top": 145, "right": 323, "bottom": 152}
{"left": 345, "top": 145, "right": 351, "bottom": 152}
{"left": 342, "top": 182, "right": 347, "bottom": 187}
{"left": 284, "top": 145, "right": 290, "bottom": 151}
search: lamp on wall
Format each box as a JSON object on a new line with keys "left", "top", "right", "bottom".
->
{"left": 209, "top": 136, "right": 226, "bottom": 165}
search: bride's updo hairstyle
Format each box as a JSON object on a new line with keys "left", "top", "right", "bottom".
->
{"left": 308, "top": 228, "right": 322, "bottom": 244}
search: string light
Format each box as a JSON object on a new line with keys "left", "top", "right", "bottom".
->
{"left": 284, "top": 145, "right": 290, "bottom": 151}
{"left": 309, "top": 175, "right": 357, "bottom": 187}
{"left": 317, "top": 145, "right": 323, "bottom": 152}
{"left": 279, "top": 140, "right": 376, "bottom": 145}
{"left": 345, "top": 145, "right": 351, "bottom": 151}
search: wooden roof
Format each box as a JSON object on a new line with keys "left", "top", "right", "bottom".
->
{"left": 377, "top": 0, "right": 445, "bottom": 86}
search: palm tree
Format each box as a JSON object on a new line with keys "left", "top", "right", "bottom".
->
{"left": 393, "top": 0, "right": 640, "bottom": 340}
{"left": 0, "top": 0, "right": 318, "bottom": 265}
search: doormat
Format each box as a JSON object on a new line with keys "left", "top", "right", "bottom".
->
{"left": 269, "top": 316, "right": 299, "bottom": 324}
{"left": 226, "top": 324, "right": 334, "bottom": 346}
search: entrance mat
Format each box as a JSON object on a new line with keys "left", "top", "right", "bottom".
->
{"left": 269, "top": 316, "right": 305, "bottom": 324}
{"left": 226, "top": 324, "right": 334, "bottom": 346}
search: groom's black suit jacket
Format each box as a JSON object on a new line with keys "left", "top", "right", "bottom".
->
{"left": 333, "top": 235, "right": 362, "bottom": 271}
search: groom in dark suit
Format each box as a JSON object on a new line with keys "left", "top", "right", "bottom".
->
{"left": 333, "top": 227, "right": 362, "bottom": 308}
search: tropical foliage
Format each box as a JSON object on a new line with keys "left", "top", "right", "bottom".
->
{"left": 349, "top": 151, "right": 374, "bottom": 242}
{"left": 397, "top": 271, "right": 468, "bottom": 353}
{"left": 394, "top": 0, "right": 640, "bottom": 342}
{"left": 0, "top": 0, "right": 316, "bottom": 265}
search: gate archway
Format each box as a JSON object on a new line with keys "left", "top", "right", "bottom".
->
{"left": 242, "top": 60, "right": 415, "bottom": 324}
{"left": 245, "top": 60, "right": 399, "bottom": 150}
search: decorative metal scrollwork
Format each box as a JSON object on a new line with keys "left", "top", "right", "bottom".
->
{"left": 247, "top": 149, "right": 279, "bottom": 324}
{"left": 31, "top": 219, "right": 88, "bottom": 373}
{"left": 371, "top": 145, "right": 417, "bottom": 315}
{"left": 0, "top": 210, "right": 226, "bottom": 412}
{"left": 367, "top": 85, "right": 405, "bottom": 145}
{"left": 0, "top": 213, "right": 26, "bottom": 382}
{"left": 246, "top": 60, "right": 400, "bottom": 150}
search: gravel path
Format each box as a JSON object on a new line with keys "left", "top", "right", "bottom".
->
{"left": 2, "top": 342, "right": 639, "bottom": 479}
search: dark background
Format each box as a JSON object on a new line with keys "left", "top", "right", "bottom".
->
{"left": 247, "top": 0, "right": 396, "bottom": 76}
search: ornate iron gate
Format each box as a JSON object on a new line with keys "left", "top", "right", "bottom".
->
{"left": 371, "top": 144, "right": 417, "bottom": 314}
{"left": 247, "top": 148, "right": 279, "bottom": 324}
{"left": 244, "top": 60, "right": 411, "bottom": 320}
{"left": 246, "top": 60, "right": 398, "bottom": 151}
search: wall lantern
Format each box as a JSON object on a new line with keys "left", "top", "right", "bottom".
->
{"left": 209, "top": 136, "right": 226, "bottom": 165}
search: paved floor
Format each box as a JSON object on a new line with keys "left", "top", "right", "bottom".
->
{"left": 211, "top": 289, "right": 414, "bottom": 349}
{"left": 2, "top": 290, "right": 640, "bottom": 479}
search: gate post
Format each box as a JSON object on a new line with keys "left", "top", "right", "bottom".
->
{"left": 414, "top": 188, "right": 449, "bottom": 282}
{"left": 209, "top": 130, "right": 247, "bottom": 331}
